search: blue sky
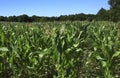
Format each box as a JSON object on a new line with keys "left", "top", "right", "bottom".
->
{"left": 0, "top": 0, "right": 110, "bottom": 17}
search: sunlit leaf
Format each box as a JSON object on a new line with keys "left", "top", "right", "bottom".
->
{"left": 0, "top": 47, "right": 9, "bottom": 51}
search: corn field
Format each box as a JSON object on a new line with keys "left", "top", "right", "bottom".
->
{"left": 0, "top": 21, "right": 120, "bottom": 78}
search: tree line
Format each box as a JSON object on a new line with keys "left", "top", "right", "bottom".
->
{"left": 0, "top": 0, "right": 120, "bottom": 22}
{"left": 0, "top": 14, "right": 95, "bottom": 22}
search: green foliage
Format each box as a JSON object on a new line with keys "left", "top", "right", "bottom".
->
{"left": 108, "top": 0, "right": 120, "bottom": 22}
{"left": 0, "top": 14, "right": 95, "bottom": 22}
{"left": 0, "top": 16, "right": 5, "bottom": 21}
{"left": 109, "top": 0, "right": 120, "bottom": 8}
{"left": 96, "top": 8, "right": 109, "bottom": 21}
{"left": 17, "top": 14, "right": 31, "bottom": 22}
{"left": 0, "top": 21, "right": 120, "bottom": 78}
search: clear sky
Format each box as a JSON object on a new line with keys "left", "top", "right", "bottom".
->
{"left": 0, "top": 0, "right": 110, "bottom": 17}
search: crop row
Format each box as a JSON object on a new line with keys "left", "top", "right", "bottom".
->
{"left": 0, "top": 21, "right": 120, "bottom": 78}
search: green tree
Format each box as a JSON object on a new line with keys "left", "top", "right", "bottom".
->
{"left": 17, "top": 14, "right": 31, "bottom": 22}
{"left": 108, "top": 0, "right": 120, "bottom": 22}
{"left": 31, "top": 15, "right": 41, "bottom": 22}
{"left": 0, "top": 16, "right": 5, "bottom": 21}
{"left": 96, "top": 8, "right": 109, "bottom": 21}
{"left": 8, "top": 16, "right": 17, "bottom": 22}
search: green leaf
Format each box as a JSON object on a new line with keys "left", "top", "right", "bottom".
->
{"left": 76, "top": 48, "right": 82, "bottom": 52}
{"left": 111, "top": 51, "right": 120, "bottom": 60}
{"left": 0, "top": 47, "right": 9, "bottom": 51}
{"left": 73, "top": 43, "right": 79, "bottom": 48}
{"left": 37, "top": 49, "right": 49, "bottom": 58}
{"left": 94, "top": 47, "right": 97, "bottom": 51}
{"left": 101, "top": 61, "right": 107, "bottom": 67}
{"left": 96, "top": 55, "right": 104, "bottom": 61}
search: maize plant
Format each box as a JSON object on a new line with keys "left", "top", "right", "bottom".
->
{"left": 0, "top": 21, "right": 120, "bottom": 78}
